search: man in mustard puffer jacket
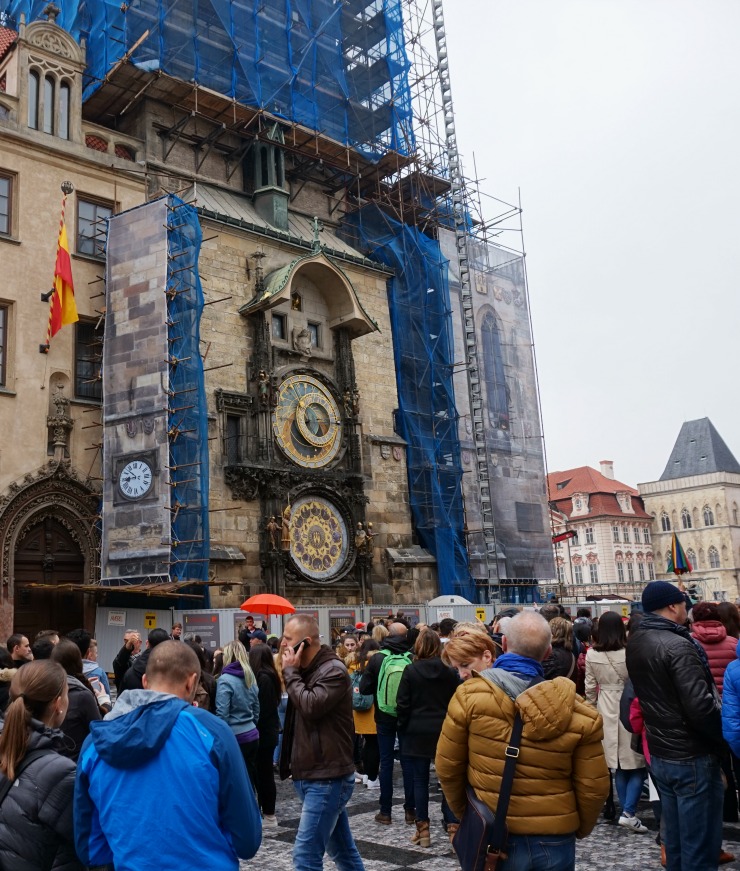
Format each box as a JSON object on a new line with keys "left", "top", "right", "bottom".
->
{"left": 436, "top": 610, "right": 609, "bottom": 870}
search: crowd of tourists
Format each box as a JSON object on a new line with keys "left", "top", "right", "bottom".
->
{"left": 0, "top": 582, "right": 738, "bottom": 870}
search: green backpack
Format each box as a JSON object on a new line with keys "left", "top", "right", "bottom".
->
{"left": 376, "top": 650, "right": 413, "bottom": 716}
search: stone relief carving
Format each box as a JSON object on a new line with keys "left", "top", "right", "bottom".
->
{"left": 28, "top": 31, "right": 76, "bottom": 60}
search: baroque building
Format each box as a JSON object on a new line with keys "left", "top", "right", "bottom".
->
{"left": 548, "top": 461, "right": 655, "bottom": 597}
{"left": 639, "top": 418, "right": 740, "bottom": 602}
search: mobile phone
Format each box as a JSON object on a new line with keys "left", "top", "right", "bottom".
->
{"left": 292, "top": 637, "right": 310, "bottom": 654}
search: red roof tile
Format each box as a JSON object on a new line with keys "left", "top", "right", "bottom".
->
{"left": 547, "top": 466, "right": 639, "bottom": 501}
{"left": 0, "top": 27, "right": 17, "bottom": 63}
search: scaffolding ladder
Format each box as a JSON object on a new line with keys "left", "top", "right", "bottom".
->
{"left": 431, "top": 0, "right": 499, "bottom": 586}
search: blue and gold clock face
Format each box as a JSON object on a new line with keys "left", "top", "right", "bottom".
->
{"left": 289, "top": 495, "right": 349, "bottom": 582}
{"left": 273, "top": 374, "right": 342, "bottom": 468}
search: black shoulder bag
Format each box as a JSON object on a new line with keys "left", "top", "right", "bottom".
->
{"left": 452, "top": 677, "right": 542, "bottom": 871}
{"left": 0, "top": 750, "right": 51, "bottom": 805}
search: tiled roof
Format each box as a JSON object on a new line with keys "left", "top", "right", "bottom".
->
{"left": 547, "top": 466, "right": 638, "bottom": 500}
{"left": 660, "top": 418, "right": 740, "bottom": 481}
{"left": 0, "top": 27, "right": 17, "bottom": 63}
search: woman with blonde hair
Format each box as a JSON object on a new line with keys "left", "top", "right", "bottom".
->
{"left": 0, "top": 659, "right": 84, "bottom": 870}
{"left": 216, "top": 640, "right": 260, "bottom": 790}
{"left": 371, "top": 624, "right": 389, "bottom": 645}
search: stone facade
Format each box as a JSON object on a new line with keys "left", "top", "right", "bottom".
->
{"left": 639, "top": 475, "right": 740, "bottom": 601}
{"left": 0, "top": 16, "right": 145, "bottom": 637}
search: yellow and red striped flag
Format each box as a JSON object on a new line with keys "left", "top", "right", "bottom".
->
{"left": 44, "top": 195, "right": 78, "bottom": 349}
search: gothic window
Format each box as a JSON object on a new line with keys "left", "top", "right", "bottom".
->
{"left": 481, "top": 312, "right": 508, "bottom": 430}
{"left": 59, "top": 81, "right": 70, "bottom": 140}
{"left": 28, "top": 69, "right": 39, "bottom": 129}
{"left": 43, "top": 75, "right": 54, "bottom": 134}
{"left": 661, "top": 513, "right": 671, "bottom": 532}
{"left": 687, "top": 548, "right": 697, "bottom": 570}
{"left": 704, "top": 506, "right": 715, "bottom": 527}
{"left": 709, "top": 546, "right": 720, "bottom": 569}
{"left": 681, "top": 509, "right": 692, "bottom": 529}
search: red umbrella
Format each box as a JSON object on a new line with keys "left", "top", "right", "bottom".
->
{"left": 240, "top": 593, "right": 296, "bottom": 616}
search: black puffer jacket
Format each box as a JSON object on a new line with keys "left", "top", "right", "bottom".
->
{"left": 626, "top": 613, "right": 724, "bottom": 760}
{"left": 359, "top": 633, "right": 415, "bottom": 727}
{"left": 0, "top": 720, "right": 83, "bottom": 871}
{"left": 58, "top": 676, "right": 101, "bottom": 761}
{"left": 120, "top": 648, "right": 151, "bottom": 691}
{"left": 396, "top": 656, "right": 459, "bottom": 758}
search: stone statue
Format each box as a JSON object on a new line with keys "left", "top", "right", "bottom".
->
{"left": 292, "top": 326, "right": 312, "bottom": 357}
{"left": 281, "top": 504, "right": 292, "bottom": 551}
{"left": 265, "top": 515, "right": 279, "bottom": 551}
{"left": 352, "top": 387, "right": 361, "bottom": 417}
{"left": 257, "top": 370, "right": 270, "bottom": 408}
{"left": 364, "top": 522, "right": 375, "bottom": 555}
{"left": 343, "top": 389, "right": 353, "bottom": 419}
{"left": 355, "top": 521, "right": 366, "bottom": 552}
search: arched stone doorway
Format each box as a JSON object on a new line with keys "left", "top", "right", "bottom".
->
{"left": 14, "top": 517, "right": 84, "bottom": 638}
{"left": 0, "top": 462, "right": 100, "bottom": 639}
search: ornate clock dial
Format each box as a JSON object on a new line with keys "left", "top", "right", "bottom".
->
{"left": 273, "top": 374, "right": 342, "bottom": 468}
{"left": 118, "top": 459, "right": 153, "bottom": 500}
{"left": 289, "top": 495, "right": 349, "bottom": 582}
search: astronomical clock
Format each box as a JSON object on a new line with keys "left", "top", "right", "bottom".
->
{"left": 224, "top": 246, "right": 380, "bottom": 595}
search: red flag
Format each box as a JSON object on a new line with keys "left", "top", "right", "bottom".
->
{"left": 45, "top": 201, "right": 78, "bottom": 348}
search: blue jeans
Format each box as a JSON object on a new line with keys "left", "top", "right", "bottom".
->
{"left": 650, "top": 754, "right": 724, "bottom": 871}
{"left": 614, "top": 767, "right": 646, "bottom": 815}
{"left": 273, "top": 692, "right": 288, "bottom": 765}
{"left": 293, "top": 774, "right": 365, "bottom": 871}
{"left": 408, "top": 756, "right": 431, "bottom": 822}
{"left": 499, "top": 833, "right": 575, "bottom": 871}
{"left": 376, "top": 721, "right": 414, "bottom": 816}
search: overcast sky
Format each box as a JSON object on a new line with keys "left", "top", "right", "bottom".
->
{"left": 445, "top": 0, "right": 740, "bottom": 488}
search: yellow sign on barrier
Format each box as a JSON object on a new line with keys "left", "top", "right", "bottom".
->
{"left": 475, "top": 608, "right": 486, "bottom": 622}
{"left": 144, "top": 613, "right": 157, "bottom": 630}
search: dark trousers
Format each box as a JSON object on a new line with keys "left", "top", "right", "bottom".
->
{"left": 255, "top": 739, "right": 277, "bottom": 816}
{"left": 238, "top": 738, "right": 259, "bottom": 795}
{"left": 376, "top": 721, "right": 414, "bottom": 816}
{"left": 362, "top": 734, "right": 380, "bottom": 781}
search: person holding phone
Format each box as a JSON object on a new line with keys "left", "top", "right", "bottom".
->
{"left": 280, "top": 616, "right": 365, "bottom": 871}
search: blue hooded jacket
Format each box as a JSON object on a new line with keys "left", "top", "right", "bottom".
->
{"left": 74, "top": 690, "right": 261, "bottom": 871}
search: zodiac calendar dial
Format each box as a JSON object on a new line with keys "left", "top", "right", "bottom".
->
{"left": 289, "top": 495, "right": 349, "bottom": 582}
{"left": 273, "top": 374, "right": 342, "bottom": 468}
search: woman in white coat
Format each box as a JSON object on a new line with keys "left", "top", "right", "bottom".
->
{"left": 585, "top": 611, "right": 647, "bottom": 833}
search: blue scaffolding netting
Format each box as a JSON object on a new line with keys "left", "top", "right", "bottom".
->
{"left": 342, "top": 205, "right": 474, "bottom": 600}
{"left": 166, "top": 196, "right": 210, "bottom": 602}
{"left": 8, "top": 0, "right": 414, "bottom": 159}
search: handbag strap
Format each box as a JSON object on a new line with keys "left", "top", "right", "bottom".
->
{"left": 489, "top": 674, "right": 544, "bottom": 855}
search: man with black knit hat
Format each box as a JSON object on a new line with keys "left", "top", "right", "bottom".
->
{"left": 627, "top": 580, "right": 725, "bottom": 871}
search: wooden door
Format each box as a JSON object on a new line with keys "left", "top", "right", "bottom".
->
{"left": 14, "top": 517, "right": 84, "bottom": 639}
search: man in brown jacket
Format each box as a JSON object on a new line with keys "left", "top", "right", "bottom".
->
{"left": 280, "top": 615, "right": 365, "bottom": 871}
{"left": 436, "top": 610, "right": 609, "bottom": 870}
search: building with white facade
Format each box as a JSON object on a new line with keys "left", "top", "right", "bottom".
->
{"left": 639, "top": 418, "right": 740, "bottom": 602}
{"left": 548, "top": 461, "right": 655, "bottom": 598}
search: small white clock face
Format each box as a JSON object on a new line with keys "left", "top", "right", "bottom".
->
{"left": 118, "top": 459, "right": 153, "bottom": 500}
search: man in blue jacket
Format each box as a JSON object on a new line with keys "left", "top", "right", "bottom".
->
{"left": 74, "top": 641, "right": 261, "bottom": 871}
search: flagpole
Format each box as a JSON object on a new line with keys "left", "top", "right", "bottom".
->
{"left": 40, "top": 181, "right": 73, "bottom": 353}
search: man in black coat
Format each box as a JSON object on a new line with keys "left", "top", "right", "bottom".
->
{"left": 359, "top": 623, "right": 415, "bottom": 825}
{"left": 119, "top": 629, "right": 169, "bottom": 692}
{"left": 626, "top": 581, "right": 725, "bottom": 871}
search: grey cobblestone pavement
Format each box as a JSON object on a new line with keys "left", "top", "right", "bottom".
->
{"left": 240, "top": 770, "right": 740, "bottom": 870}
